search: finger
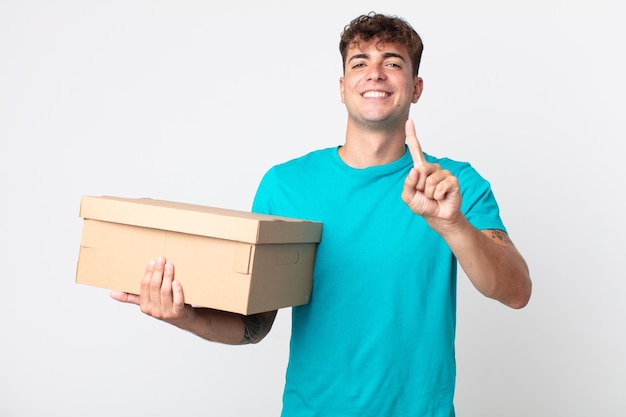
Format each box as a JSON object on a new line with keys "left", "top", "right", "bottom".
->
{"left": 432, "top": 175, "right": 459, "bottom": 201}
{"left": 401, "top": 168, "right": 418, "bottom": 204}
{"left": 162, "top": 262, "right": 184, "bottom": 308}
{"left": 139, "top": 259, "right": 156, "bottom": 305}
{"left": 160, "top": 262, "right": 175, "bottom": 306}
{"left": 423, "top": 169, "right": 450, "bottom": 199}
{"left": 110, "top": 290, "right": 140, "bottom": 305}
{"left": 405, "top": 119, "right": 426, "bottom": 167}
{"left": 171, "top": 280, "right": 186, "bottom": 312}
{"left": 149, "top": 257, "right": 166, "bottom": 303}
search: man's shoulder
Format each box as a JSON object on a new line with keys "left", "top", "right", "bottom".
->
{"left": 425, "top": 153, "right": 488, "bottom": 180}
{"left": 424, "top": 153, "right": 469, "bottom": 171}
{"left": 272, "top": 147, "right": 337, "bottom": 170}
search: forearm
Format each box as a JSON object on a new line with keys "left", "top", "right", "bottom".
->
{"left": 436, "top": 216, "right": 532, "bottom": 309}
{"left": 179, "top": 308, "right": 277, "bottom": 345}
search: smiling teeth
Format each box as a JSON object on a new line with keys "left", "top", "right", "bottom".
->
{"left": 363, "top": 91, "right": 388, "bottom": 98}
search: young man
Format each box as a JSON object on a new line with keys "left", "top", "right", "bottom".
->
{"left": 112, "top": 12, "right": 531, "bottom": 416}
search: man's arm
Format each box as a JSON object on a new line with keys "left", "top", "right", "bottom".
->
{"left": 435, "top": 219, "right": 531, "bottom": 309}
{"left": 402, "top": 120, "right": 531, "bottom": 308}
{"left": 110, "top": 257, "right": 277, "bottom": 344}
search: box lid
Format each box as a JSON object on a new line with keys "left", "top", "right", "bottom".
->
{"left": 79, "top": 196, "right": 322, "bottom": 244}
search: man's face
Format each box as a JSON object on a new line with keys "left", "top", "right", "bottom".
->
{"left": 340, "top": 39, "right": 422, "bottom": 128}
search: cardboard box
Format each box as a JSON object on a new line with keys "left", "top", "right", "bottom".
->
{"left": 76, "top": 196, "right": 322, "bottom": 315}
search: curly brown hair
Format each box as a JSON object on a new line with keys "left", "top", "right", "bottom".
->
{"left": 339, "top": 12, "right": 424, "bottom": 76}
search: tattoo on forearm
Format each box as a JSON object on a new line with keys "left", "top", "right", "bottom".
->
{"left": 241, "top": 315, "right": 262, "bottom": 344}
{"left": 490, "top": 229, "right": 512, "bottom": 245}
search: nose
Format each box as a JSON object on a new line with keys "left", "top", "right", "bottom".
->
{"left": 366, "top": 63, "right": 386, "bottom": 81}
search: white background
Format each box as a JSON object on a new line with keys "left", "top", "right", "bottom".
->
{"left": 1, "top": 1, "right": 624, "bottom": 416}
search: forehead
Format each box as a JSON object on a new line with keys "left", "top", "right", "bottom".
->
{"left": 347, "top": 38, "right": 409, "bottom": 57}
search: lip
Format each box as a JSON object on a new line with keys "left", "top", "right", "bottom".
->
{"left": 361, "top": 90, "right": 391, "bottom": 98}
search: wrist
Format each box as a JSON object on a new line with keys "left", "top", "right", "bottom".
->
{"left": 426, "top": 211, "right": 468, "bottom": 237}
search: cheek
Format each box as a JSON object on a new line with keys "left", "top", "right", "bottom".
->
{"left": 340, "top": 78, "right": 360, "bottom": 103}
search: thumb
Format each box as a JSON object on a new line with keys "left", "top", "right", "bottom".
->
{"left": 110, "top": 290, "right": 140, "bottom": 305}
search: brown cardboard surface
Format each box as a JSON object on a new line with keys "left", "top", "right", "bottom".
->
{"left": 76, "top": 196, "right": 322, "bottom": 315}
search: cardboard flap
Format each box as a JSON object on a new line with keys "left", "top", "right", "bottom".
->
{"left": 233, "top": 243, "right": 252, "bottom": 274}
{"left": 275, "top": 248, "right": 299, "bottom": 265}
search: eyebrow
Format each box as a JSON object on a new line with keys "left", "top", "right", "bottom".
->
{"left": 348, "top": 52, "right": 407, "bottom": 63}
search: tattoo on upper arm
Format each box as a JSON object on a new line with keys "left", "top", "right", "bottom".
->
{"left": 490, "top": 229, "right": 513, "bottom": 245}
{"left": 241, "top": 315, "right": 262, "bottom": 344}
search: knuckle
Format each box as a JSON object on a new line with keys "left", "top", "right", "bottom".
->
{"left": 149, "top": 278, "right": 162, "bottom": 291}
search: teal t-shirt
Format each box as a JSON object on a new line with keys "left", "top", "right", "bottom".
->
{"left": 252, "top": 147, "right": 505, "bottom": 417}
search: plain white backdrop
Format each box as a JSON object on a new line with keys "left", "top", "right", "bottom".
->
{"left": 1, "top": 1, "right": 624, "bottom": 416}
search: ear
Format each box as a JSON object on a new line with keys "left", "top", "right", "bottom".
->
{"left": 412, "top": 77, "right": 424, "bottom": 103}
{"left": 339, "top": 76, "right": 345, "bottom": 103}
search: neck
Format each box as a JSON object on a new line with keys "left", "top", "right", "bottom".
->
{"left": 338, "top": 120, "right": 407, "bottom": 168}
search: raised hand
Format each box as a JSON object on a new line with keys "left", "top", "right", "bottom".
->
{"left": 401, "top": 119, "right": 462, "bottom": 227}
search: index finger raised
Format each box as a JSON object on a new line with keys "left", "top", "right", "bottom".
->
{"left": 405, "top": 119, "right": 426, "bottom": 167}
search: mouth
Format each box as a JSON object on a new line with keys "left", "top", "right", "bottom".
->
{"left": 362, "top": 91, "right": 391, "bottom": 98}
